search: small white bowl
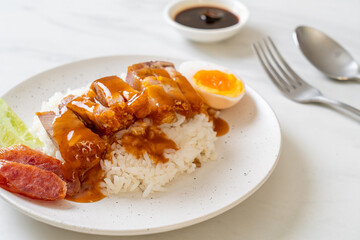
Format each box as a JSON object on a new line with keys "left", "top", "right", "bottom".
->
{"left": 164, "top": 0, "right": 250, "bottom": 43}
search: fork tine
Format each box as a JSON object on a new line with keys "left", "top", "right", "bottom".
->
{"left": 262, "top": 38, "right": 297, "bottom": 89}
{"left": 252, "top": 42, "right": 291, "bottom": 93}
{"left": 257, "top": 42, "right": 294, "bottom": 92}
{"left": 266, "top": 37, "right": 305, "bottom": 86}
{"left": 252, "top": 43, "right": 288, "bottom": 93}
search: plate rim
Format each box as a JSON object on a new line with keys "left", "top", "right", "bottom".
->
{"left": 0, "top": 55, "right": 282, "bottom": 235}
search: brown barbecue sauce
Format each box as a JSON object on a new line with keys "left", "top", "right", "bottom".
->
{"left": 213, "top": 117, "right": 229, "bottom": 137}
{"left": 121, "top": 125, "right": 178, "bottom": 164}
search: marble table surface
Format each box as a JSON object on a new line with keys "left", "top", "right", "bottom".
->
{"left": 0, "top": 0, "right": 359, "bottom": 239}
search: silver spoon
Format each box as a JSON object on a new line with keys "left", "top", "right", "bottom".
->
{"left": 294, "top": 26, "right": 360, "bottom": 81}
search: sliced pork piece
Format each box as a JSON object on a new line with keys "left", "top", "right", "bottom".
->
{"left": 36, "top": 111, "right": 57, "bottom": 147}
{"left": 126, "top": 61, "right": 174, "bottom": 91}
{"left": 91, "top": 76, "right": 151, "bottom": 119}
{"left": 139, "top": 73, "right": 191, "bottom": 116}
{"left": 155, "top": 75, "right": 191, "bottom": 116}
{"left": 85, "top": 88, "right": 98, "bottom": 101}
{"left": 59, "top": 94, "right": 76, "bottom": 113}
{"left": 37, "top": 108, "right": 109, "bottom": 196}
{"left": 52, "top": 109, "right": 109, "bottom": 180}
{"left": 127, "top": 61, "right": 200, "bottom": 123}
{"left": 66, "top": 95, "right": 128, "bottom": 135}
{"left": 141, "top": 77, "right": 176, "bottom": 124}
{"left": 0, "top": 160, "right": 67, "bottom": 201}
{"left": 91, "top": 76, "right": 129, "bottom": 107}
{"left": 126, "top": 90, "right": 151, "bottom": 119}
{"left": 133, "top": 61, "right": 204, "bottom": 114}
{"left": 126, "top": 62, "right": 153, "bottom": 91}
{"left": 165, "top": 65, "right": 204, "bottom": 114}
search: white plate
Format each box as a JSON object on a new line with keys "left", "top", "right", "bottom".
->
{"left": 0, "top": 55, "right": 281, "bottom": 235}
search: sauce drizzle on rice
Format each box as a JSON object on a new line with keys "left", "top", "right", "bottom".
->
{"left": 121, "top": 124, "right": 178, "bottom": 164}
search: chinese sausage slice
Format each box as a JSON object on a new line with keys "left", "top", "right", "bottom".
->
{"left": 0, "top": 159, "right": 66, "bottom": 201}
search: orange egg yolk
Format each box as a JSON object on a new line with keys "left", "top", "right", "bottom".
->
{"left": 193, "top": 70, "right": 244, "bottom": 97}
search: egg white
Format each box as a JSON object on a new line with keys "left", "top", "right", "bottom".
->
{"left": 179, "top": 61, "right": 245, "bottom": 109}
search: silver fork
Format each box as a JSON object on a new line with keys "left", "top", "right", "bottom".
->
{"left": 252, "top": 37, "right": 360, "bottom": 119}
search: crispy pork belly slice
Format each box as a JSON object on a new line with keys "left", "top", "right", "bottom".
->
{"left": 155, "top": 75, "right": 191, "bottom": 116}
{"left": 91, "top": 76, "right": 151, "bottom": 119}
{"left": 126, "top": 61, "right": 174, "bottom": 91}
{"left": 127, "top": 61, "right": 191, "bottom": 118}
{"left": 85, "top": 88, "right": 98, "bottom": 101}
{"left": 165, "top": 66, "right": 204, "bottom": 114}
{"left": 66, "top": 95, "right": 128, "bottom": 135}
{"left": 52, "top": 109, "right": 109, "bottom": 180}
{"left": 126, "top": 90, "right": 151, "bottom": 119}
{"left": 90, "top": 76, "right": 127, "bottom": 108}
{"left": 142, "top": 77, "right": 176, "bottom": 124}
{"left": 126, "top": 63, "right": 151, "bottom": 91}
{"left": 147, "top": 61, "right": 174, "bottom": 70}
{"left": 141, "top": 76, "right": 191, "bottom": 116}
{"left": 59, "top": 94, "right": 76, "bottom": 113}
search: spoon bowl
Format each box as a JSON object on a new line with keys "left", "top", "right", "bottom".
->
{"left": 294, "top": 26, "right": 360, "bottom": 81}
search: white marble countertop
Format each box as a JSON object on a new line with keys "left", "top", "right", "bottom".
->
{"left": 0, "top": 0, "right": 359, "bottom": 239}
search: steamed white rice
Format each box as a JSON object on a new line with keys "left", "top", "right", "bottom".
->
{"left": 32, "top": 88, "right": 218, "bottom": 197}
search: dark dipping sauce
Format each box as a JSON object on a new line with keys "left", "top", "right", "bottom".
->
{"left": 175, "top": 6, "right": 239, "bottom": 29}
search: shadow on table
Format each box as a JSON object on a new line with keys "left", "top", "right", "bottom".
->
{"left": 9, "top": 131, "right": 309, "bottom": 240}
{"left": 186, "top": 26, "right": 265, "bottom": 59}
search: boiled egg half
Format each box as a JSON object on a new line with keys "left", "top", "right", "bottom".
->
{"left": 179, "top": 61, "right": 245, "bottom": 109}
